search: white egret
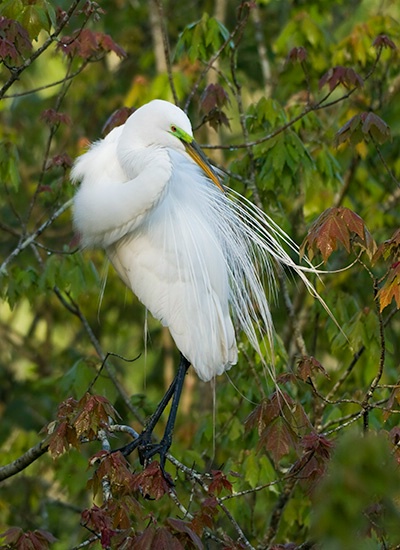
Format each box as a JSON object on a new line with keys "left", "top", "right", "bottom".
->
{"left": 72, "top": 99, "right": 315, "bottom": 467}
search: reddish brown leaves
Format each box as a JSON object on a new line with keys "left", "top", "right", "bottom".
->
{"left": 297, "top": 356, "right": 329, "bottom": 382}
{"left": 0, "top": 527, "right": 57, "bottom": 549}
{"left": 292, "top": 433, "right": 333, "bottom": 491}
{"left": 41, "top": 109, "right": 71, "bottom": 127}
{"left": 133, "top": 526, "right": 185, "bottom": 550}
{"left": 245, "top": 392, "right": 311, "bottom": 463}
{"left": 377, "top": 262, "right": 400, "bottom": 312}
{"left": 130, "top": 461, "right": 171, "bottom": 500}
{"left": 335, "top": 111, "right": 391, "bottom": 146}
{"left": 44, "top": 393, "right": 118, "bottom": 458}
{"left": 200, "top": 83, "right": 230, "bottom": 130}
{"left": 287, "top": 46, "right": 307, "bottom": 63}
{"left": 81, "top": 505, "right": 116, "bottom": 548}
{"left": 373, "top": 229, "right": 400, "bottom": 312}
{"left": 374, "top": 228, "right": 400, "bottom": 263}
{"left": 319, "top": 65, "right": 363, "bottom": 91}
{"left": 373, "top": 34, "right": 396, "bottom": 50}
{"left": 58, "top": 29, "right": 126, "bottom": 60}
{"left": 0, "top": 16, "right": 32, "bottom": 64}
{"left": 88, "top": 451, "right": 139, "bottom": 500}
{"left": 300, "top": 206, "right": 376, "bottom": 262}
{"left": 208, "top": 470, "right": 233, "bottom": 496}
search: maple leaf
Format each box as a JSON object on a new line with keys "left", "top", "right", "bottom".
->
{"left": 167, "top": 518, "right": 204, "bottom": 550}
{"left": 360, "top": 111, "right": 391, "bottom": 144}
{"left": 200, "top": 83, "right": 230, "bottom": 130}
{"left": 336, "top": 111, "right": 391, "bottom": 146}
{"left": 133, "top": 526, "right": 185, "bottom": 550}
{"left": 0, "top": 528, "right": 57, "bottom": 549}
{"left": 41, "top": 108, "right": 72, "bottom": 127}
{"left": 0, "top": 16, "right": 32, "bottom": 64}
{"left": 81, "top": 505, "right": 116, "bottom": 548}
{"left": 73, "top": 393, "right": 118, "bottom": 440}
{"left": 58, "top": 29, "right": 126, "bottom": 60}
{"left": 373, "top": 228, "right": 400, "bottom": 263}
{"left": 189, "top": 497, "right": 218, "bottom": 535}
{"left": 130, "top": 461, "right": 170, "bottom": 500}
{"left": 88, "top": 451, "right": 137, "bottom": 499}
{"left": 286, "top": 46, "right": 307, "bottom": 63}
{"left": 208, "top": 470, "right": 233, "bottom": 496}
{"left": 372, "top": 34, "right": 396, "bottom": 50}
{"left": 319, "top": 65, "right": 363, "bottom": 91}
{"left": 377, "top": 262, "right": 400, "bottom": 311}
{"left": 297, "top": 355, "right": 329, "bottom": 381}
{"left": 259, "top": 416, "right": 299, "bottom": 463}
{"left": 300, "top": 206, "right": 375, "bottom": 262}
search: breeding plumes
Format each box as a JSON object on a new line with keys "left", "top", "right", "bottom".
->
{"left": 72, "top": 99, "right": 316, "bottom": 466}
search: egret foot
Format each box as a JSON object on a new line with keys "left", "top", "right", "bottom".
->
{"left": 116, "top": 354, "right": 190, "bottom": 480}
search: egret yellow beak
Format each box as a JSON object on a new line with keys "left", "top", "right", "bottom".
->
{"left": 169, "top": 125, "right": 224, "bottom": 192}
{"left": 183, "top": 139, "right": 225, "bottom": 192}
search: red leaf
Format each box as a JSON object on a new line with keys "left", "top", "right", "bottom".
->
{"left": 58, "top": 29, "right": 126, "bottom": 60}
{"left": 41, "top": 109, "right": 71, "bottom": 126}
{"left": 319, "top": 65, "right": 363, "bottom": 91}
{"left": 377, "top": 262, "right": 400, "bottom": 311}
{"left": 373, "top": 228, "right": 400, "bottom": 263}
{"left": 130, "top": 461, "right": 170, "bottom": 500}
{"left": 208, "top": 470, "right": 233, "bottom": 496}
{"left": 189, "top": 497, "right": 218, "bottom": 535}
{"left": 0, "top": 16, "right": 32, "bottom": 64}
{"left": 259, "top": 416, "right": 298, "bottom": 463}
{"left": 300, "top": 206, "right": 375, "bottom": 262}
{"left": 286, "top": 46, "right": 307, "bottom": 63}
{"left": 372, "top": 34, "right": 396, "bottom": 50}
{"left": 167, "top": 518, "right": 204, "bottom": 550}
{"left": 133, "top": 526, "right": 184, "bottom": 550}
{"left": 297, "top": 355, "right": 329, "bottom": 381}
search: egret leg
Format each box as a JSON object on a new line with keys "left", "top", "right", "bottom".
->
{"left": 118, "top": 354, "right": 190, "bottom": 470}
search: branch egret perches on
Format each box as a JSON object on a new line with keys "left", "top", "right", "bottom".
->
{"left": 72, "top": 99, "right": 313, "bottom": 467}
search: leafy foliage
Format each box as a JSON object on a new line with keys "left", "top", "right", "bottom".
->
{"left": 1, "top": 0, "right": 400, "bottom": 549}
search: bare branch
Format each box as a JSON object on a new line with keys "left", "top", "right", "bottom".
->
{"left": 0, "top": 439, "right": 49, "bottom": 482}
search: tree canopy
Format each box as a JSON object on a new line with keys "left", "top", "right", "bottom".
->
{"left": 1, "top": 1, "right": 400, "bottom": 548}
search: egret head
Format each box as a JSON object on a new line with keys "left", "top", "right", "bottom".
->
{"left": 119, "top": 99, "right": 224, "bottom": 190}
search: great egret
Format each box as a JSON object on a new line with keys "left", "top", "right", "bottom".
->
{"left": 72, "top": 99, "right": 314, "bottom": 467}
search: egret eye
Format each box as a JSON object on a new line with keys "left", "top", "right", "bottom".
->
{"left": 170, "top": 125, "right": 177, "bottom": 133}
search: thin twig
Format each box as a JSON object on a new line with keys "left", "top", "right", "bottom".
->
{"left": 0, "top": 199, "right": 73, "bottom": 274}
{"left": 0, "top": 0, "right": 84, "bottom": 99}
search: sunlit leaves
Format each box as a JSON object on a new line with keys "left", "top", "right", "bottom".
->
{"left": 175, "top": 13, "right": 232, "bottom": 63}
{"left": 377, "top": 262, "right": 400, "bottom": 312}
{"left": 44, "top": 394, "right": 118, "bottom": 458}
{"left": 300, "top": 206, "right": 376, "bottom": 262}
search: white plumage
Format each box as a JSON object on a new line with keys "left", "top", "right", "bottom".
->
{"left": 72, "top": 99, "right": 307, "bottom": 382}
